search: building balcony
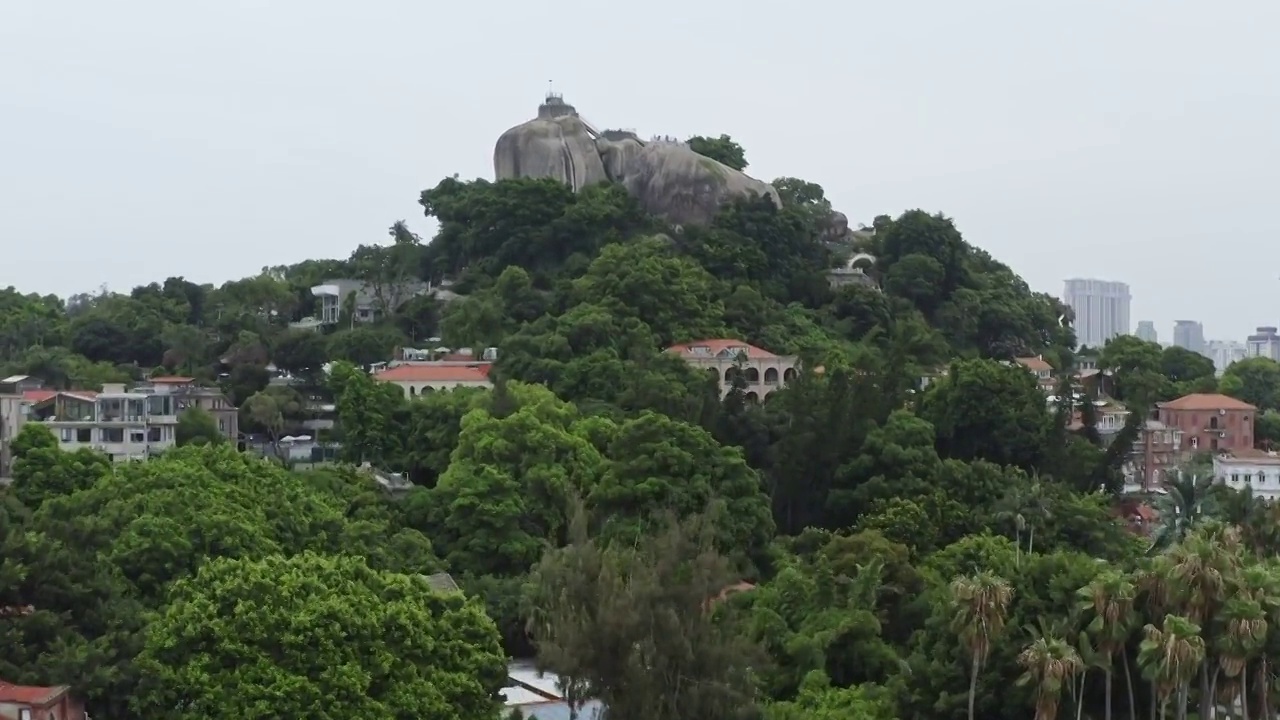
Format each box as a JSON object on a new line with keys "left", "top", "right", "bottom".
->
{"left": 96, "top": 414, "right": 148, "bottom": 424}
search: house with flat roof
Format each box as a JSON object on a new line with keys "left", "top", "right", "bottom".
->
{"left": 1213, "top": 448, "right": 1280, "bottom": 501}
{"left": 297, "top": 277, "right": 457, "bottom": 328}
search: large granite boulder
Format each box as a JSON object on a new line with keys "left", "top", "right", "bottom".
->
{"left": 610, "top": 141, "right": 780, "bottom": 226}
{"left": 493, "top": 114, "right": 609, "bottom": 192}
{"left": 493, "top": 94, "right": 780, "bottom": 226}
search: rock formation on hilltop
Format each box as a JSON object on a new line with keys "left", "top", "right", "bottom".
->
{"left": 494, "top": 93, "right": 780, "bottom": 226}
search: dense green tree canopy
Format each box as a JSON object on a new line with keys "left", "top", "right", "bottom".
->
{"left": 132, "top": 552, "right": 506, "bottom": 720}
{"left": 4, "top": 132, "right": 1247, "bottom": 720}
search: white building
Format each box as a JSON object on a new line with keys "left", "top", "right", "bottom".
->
{"left": 0, "top": 390, "right": 22, "bottom": 480}
{"left": 1247, "top": 327, "right": 1280, "bottom": 361}
{"left": 1207, "top": 340, "right": 1247, "bottom": 375}
{"left": 1213, "top": 449, "right": 1280, "bottom": 501}
{"left": 666, "top": 339, "right": 800, "bottom": 402}
{"left": 1063, "top": 278, "right": 1131, "bottom": 350}
{"left": 1172, "top": 320, "right": 1206, "bottom": 355}
{"left": 1135, "top": 320, "right": 1158, "bottom": 344}
{"left": 293, "top": 277, "right": 448, "bottom": 329}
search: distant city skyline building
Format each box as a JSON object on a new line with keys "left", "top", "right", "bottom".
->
{"left": 1207, "top": 340, "right": 1247, "bottom": 375}
{"left": 1172, "top": 320, "right": 1206, "bottom": 355}
{"left": 1136, "top": 320, "right": 1158, "bottom": 344}
{"left": 1248, "top": 327, "right": 1280, "bottom": 361}
{"left": 1063, "top": 278, "right": 1131, "bottom": 349}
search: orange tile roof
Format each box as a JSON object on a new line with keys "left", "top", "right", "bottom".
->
{"left": 0, "top": 681, "right": 67, "bottom": 705}
{"left": 374, "top": 363, "right": 492, "bottom": 383}
{"left": 667, "top": 339, "right": 778, "bottom": 360}
{"left": 148, "top": 376, "right": 195, "bottom": 384}
{"left": 23, "top": 389, "right": 98, "bottom": 403}
{"left": 1159, "top": 393, "right": 1256, "bottom": 412}
{"left": 1015, "top": 356, "right": 1053, "bottom": 372}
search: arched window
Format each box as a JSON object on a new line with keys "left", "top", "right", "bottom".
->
{"left": 783, "top": 367, "right": 798, "bottom": 381}
{"left": 745, "top": 367, "right": 760, "bottom": 382}
{"left": 764, "top": 368, "right": 779, "bottom": 384}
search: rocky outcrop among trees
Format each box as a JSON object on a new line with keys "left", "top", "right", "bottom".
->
{"left": 493, "top": 94, "right": 779, "bottom": 226}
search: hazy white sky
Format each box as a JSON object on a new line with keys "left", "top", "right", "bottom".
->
{"left": 2, "top": 1, "right": 1278, "bottom": 340}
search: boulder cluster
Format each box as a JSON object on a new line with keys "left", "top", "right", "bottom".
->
{"left": 493, "top": 94, "right": 780, "bottom": 226}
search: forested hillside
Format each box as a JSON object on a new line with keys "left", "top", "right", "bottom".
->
{"left": 3, "top": 136, "right": 1280, "bottom": 720}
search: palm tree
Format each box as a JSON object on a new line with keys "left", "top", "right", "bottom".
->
{"left": 1216, "top": 596, "right": 1267, "bottom": 720}
{"left": 1165, "top": 525, "right": 1240, "bottom": 719}
{"left": 1018, "top": 635, "right": 1085, "bottom": 720}
{"left": 1138, "top": 614, "right": 1206, "bottom": 720}
{"left": 1078, "top": 570, "right": 1140, "bottom": 720}
{"left": 950, "top": 572, "right": 1015, "bottom": 720}
{"left": 995, "top": 477, "right": 1052, "bottom": 559}
{"left": 1148, "top": 471, "right": 1220, "bottom": 554}
{"left": 993, "top": 508, "right": 1028, "bottom": 566}
{"left": 1228, "top": 561, "right": 1280, "bottom": 720}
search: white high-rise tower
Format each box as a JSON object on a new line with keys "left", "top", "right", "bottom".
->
{"left": 1063, "top": 279, "right": 1131, "bottom": 349}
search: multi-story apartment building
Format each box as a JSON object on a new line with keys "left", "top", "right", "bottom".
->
{"left": 1172, "top": 321, "right": 1206, "bottom": 355}
{"left": 1156, "top": 392, "right": 1256, "bottom": 454}
{"left": 666, "top": 339, "right": 800, "bottom": 401}
{"left": 1063, "top": 279, "right": 1131, "bottom": 350}
{"left": 1, "top": 375, "right": 49, "bottom": 478}
{"left": 27, "top": 383, "right": 174, "bottom": 461}
{"left": 1207, "top": 340, "right": 1246, "bottom": 375}
{"left": 1247, "top": 326, "right": 1280, "bottom": 361}
{"left": 4, "top": 376, "right": 238, "bottom": 463}
{"left": 0, "top": 392, "right": 20, "bottom": 481}
{"left": 1126, "top": 419, "right": 1183, "bottom": 491}
{"left": 1135, "top": 321, "right": 1158, "bottom": 344}
{"left": 136, "top": 376, "right": 239, "bottom": 441}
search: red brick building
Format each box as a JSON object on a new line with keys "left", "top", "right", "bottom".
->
{"left": 1156, "top": 393, "right": 1257, "bottom": 454}
{"left": 0, "top": 681, "right": 84, "bottom": 720}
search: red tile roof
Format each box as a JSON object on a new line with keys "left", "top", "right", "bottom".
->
{"left": 374, "top": 363, "right": 493, "bottom": 383}
{"left": 705, "top": 581, "right": 757, "bottom": 610}
{"left": 667, "top": 339, "right": 778, "bottom": 360}
{"left": 0, "top": 681, "right": 67, "bottom": 705}
{"left": 1159, "top": 393, "right": 1256, "bottom": 412}
{"left": 1015, "top": 356, "right": 1053, "bottom": 372}
{"left": 22, "top": 389, "right": 98, "bottom": 404}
